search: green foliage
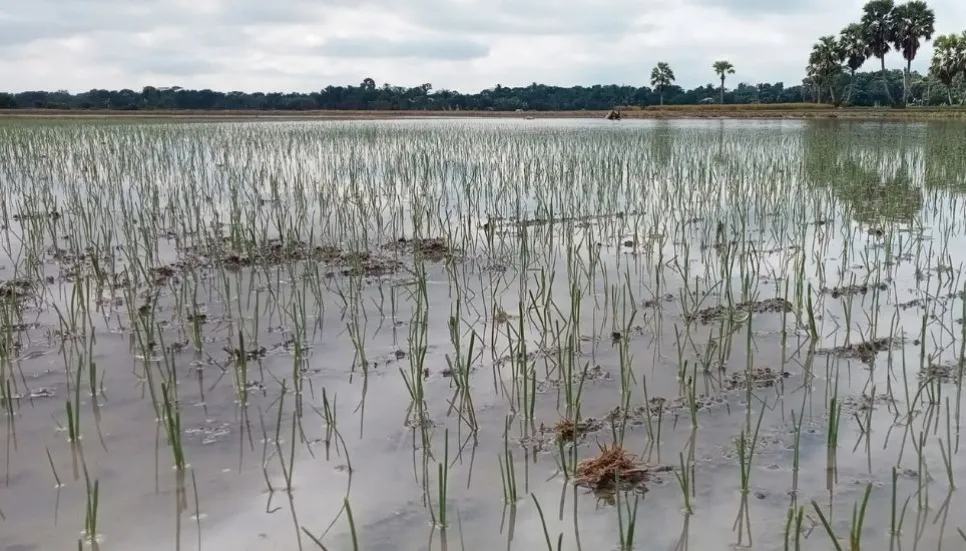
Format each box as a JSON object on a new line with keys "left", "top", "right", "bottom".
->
{"left": 931, "top": 33, "right": 966, "bottom": 103}
{"left": 815, "top": 0, "right": 947, "bottom": 106}
{"left": 650, "top": 62, "right": 676, "bottom": 106}
{"left": 713, "top": 60, "right": 736, "bottom": 103}
{"left": 808, "top": 36, "right": 846, "bottom": 104}
{"left": 2, "top": 71, "right": 960, "bottom": 111}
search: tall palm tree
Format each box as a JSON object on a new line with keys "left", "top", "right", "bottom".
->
{"left": 860, "top": 0, "right": 896, "bottom": 105}
{"left": 890, "top": 0, "right": 935, "bottom": 105}
{"left": 930, "top": 33, "right": 966, "bottom": 104}
{"left": 840, "top": 23, "right": 870, "bottom": 104}
{"left": 650, "top": 62, "right": 675, "bottom": 106}
{"left": 712, "top": 60, "right": 735, "bottom": 104}
{"left": 809, "top": 36, "right": 846, "bottom": 105}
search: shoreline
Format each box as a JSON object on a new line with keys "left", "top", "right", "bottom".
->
{"left": 2, "top": 106, "right": 965, "bottom": 122}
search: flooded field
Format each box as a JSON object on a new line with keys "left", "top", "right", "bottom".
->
{"left": 2, "top": 117, "right": 966, "bottom": 550}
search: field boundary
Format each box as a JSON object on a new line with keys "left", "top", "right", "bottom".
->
{"left": 2, "top": 106, "right": 966, "bottom": 122}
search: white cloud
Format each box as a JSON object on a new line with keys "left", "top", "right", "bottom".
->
{"left": 0, "top": 0, "right": 963, "bottom": 93}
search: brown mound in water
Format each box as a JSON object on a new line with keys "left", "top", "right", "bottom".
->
{"left": 724, "top": 367, "right": 790, "bottom": 390}
{"left": 383, "top": 237, "right": 455, "bottom": 262}
{"left": 574, "top": 443, "right": 667, "bottom": 490}
{"left": 818, "top": 337, "right": 899, "bottom": 365}
{"left": 691, "top": 297, "right": 793, "bottom": 324}
{"left": 605, "top": 109, "right": 622, "bottom": 120}
{"left": 822, "top": 282, "right": 888, "bottom": 298}
{"left": 919, "top": 363, "right": 962, "bottom": 384}
{"left": 0, "top": 279, "right": 36, "bottom": 301}
{"left": 553, "top": 418, "right": 603, "bottom": 443}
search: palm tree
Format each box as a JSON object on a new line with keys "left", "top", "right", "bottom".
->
{"left": 808, "top": 36, "right": 846, "bottom": 104}
{"left": 712, "top": 60, "right": 735, "bottom": 104}
{"left": 840, "top": 23, "right": 870, "bottom": 104}
{"left": 650, "top": 62, "right": 676, "bottom": 106}
{"left": 890, "top": 1, "right": 935, "bottom": 105}
{"left": 930, "top": 33, "right": 966, "bottom": 104}
{"left": 860, "top": 0, "right": 896, "bottom": 105}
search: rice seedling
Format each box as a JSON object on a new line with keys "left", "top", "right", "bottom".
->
{"left": 2, "top": 115, "right": 966, "bottom": 551}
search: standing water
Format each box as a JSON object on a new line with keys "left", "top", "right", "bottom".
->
{"left": 2, "top": 117, "right": 966, "bottom": 550}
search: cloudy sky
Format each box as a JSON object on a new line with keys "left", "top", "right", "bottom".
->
{"left": 1, "top": 0, "right": 964, "bottom": 93}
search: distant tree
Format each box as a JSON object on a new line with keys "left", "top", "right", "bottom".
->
{"left": 808, "top": 36, "right": 846, "bottom": 104}
{"left": 712, "top": 60, "right": 736, "bottom": 104}
{"left": 0, "top": 92, "right": 15, "bottom": 108}
{"left": 650, "top": 62, "right": 676, "bottom": 105}
{"left": 361, "top": 78, "right": 376, "bottom": 90}
{"left": 861, "top": 0, "right": 897, "bottom": 105}
{"left": 890, "top": 1, "right": 935, "bottom": 104}
{"left": 930, "top": 33, "right": 966, "bottom": 104}
{"left": 840, "top": 23, "right": 871, "bottom": 104}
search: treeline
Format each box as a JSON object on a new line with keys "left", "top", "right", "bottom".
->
{"left": 806, "top": 0, "right": 966, "bottom": 106}
{"left": 2, "top": 69, "right": 958, "bottom": 112}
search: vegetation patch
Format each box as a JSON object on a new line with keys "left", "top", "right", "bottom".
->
{"left": 818, "top": 337, "right": 901, "bottom": 365}
{"left": 574, "top": 443, "right": 671, "bottom": 493}
{"left": 724, "top": 367, "right": 791, "bottom": 390}
{"left": 822, "top": 282, "right": 889, "bottom": 298}
{"left": 383, "top": 237, "right": 456, "bottom": 262}
{"left": 690, "top": 298, "right": 793, "bottom": 324}
{"left": 919, "top": 363, "right": 962, "bottom": 384}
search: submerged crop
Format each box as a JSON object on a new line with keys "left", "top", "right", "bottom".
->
{"left": 1, "top": 118, "right": 966, "bottom": 550}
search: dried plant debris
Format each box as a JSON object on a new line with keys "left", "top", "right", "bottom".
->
{"left": 0, "top": 279, "right": 36, "bottom": 300}
{"left": 553, "top": 418, "right": 604, "bottom": 443}
{"left": 608, "top": 394, "right": 727, "bottom": 424}
{"left": 12, "top": 209, "right": 61, "bottom": 222}
{"left": 822, "top": 282, "right": 888, "bottom": 298}
{"left": 919, "top": 363, "right": 962, "bottom": 384}
{"left": 224, "top": 346, "right": 267, "bottom": 362}
{"left": 691, "top": 298, "right": 793, "bottom": 324}
{"left": 574, "top": 443, "right": 671, "bottom": 493}
{"left": 818, "top": 337, "right": 900, "bottom": 365}
{"left": 384, "top": 237, "right": 456, "bottom": 261}
{"left": 841, "top": 393, "right": 896, "bottom": 414}
{"left": 724, "top": 367, "right": 790, "bottom": 390}
{"left": 536, "top": 365, "right": 611, "bottom": 392}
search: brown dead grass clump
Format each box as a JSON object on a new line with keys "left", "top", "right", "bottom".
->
{"left": 574, "top": 443, "right": 654, "bottom": 490}
{"left": 384, "top": 237, "right": 456, "bottom": 262}
{"left": 553, "top": 418, "right": 603, "bottom": 442}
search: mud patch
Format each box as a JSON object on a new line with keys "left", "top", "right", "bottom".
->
{"left": 919, "top": 363, "right": 962, "bottom": 384}
{"left": 724, "top": 367, "right": 790, "bottom": 390}
{"left": 690, "top": 298, "right": 793, "bottom": 324}
{"left": 384, "top": 237, "right": 456, "bottom": 262}
{"left": 841, "top": 393, "right": 897, "bottom": 414}
{"left": 522, "top": 418, "right": 606, "bottom": 451}
{"left": 817, "top": 337, "right": 900, "bottom": 365}
{"left": 194, "top": 239, "right": 401, "bottom": 277}
{"left": 0, "top": 279, "right": 36, "bottom": 301}
{"left": 12, "top": 209, "right": 61, "bottom": 222}
{"left": 554, "top": 418, "right": 605, "bottom": 443}
{"left": 608, "top": 393, "right": 728, "bottom": 423}
{"left": 822, "top": 282, "right": 888, "bottom": 298}
{"left": 536, "top": 364, "right": 611, "bottom": 392}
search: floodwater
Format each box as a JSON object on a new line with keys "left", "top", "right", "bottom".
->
{"left": 2, "top": 118, "right": 966, "bottom": 550}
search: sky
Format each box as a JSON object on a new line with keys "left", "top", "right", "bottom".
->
{"left": 1, "top": 0, "right": 964, "bottom": 94}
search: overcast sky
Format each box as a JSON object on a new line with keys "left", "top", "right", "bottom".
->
{"left": 1, "top": 0, "right": 964, "bottom": 93}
